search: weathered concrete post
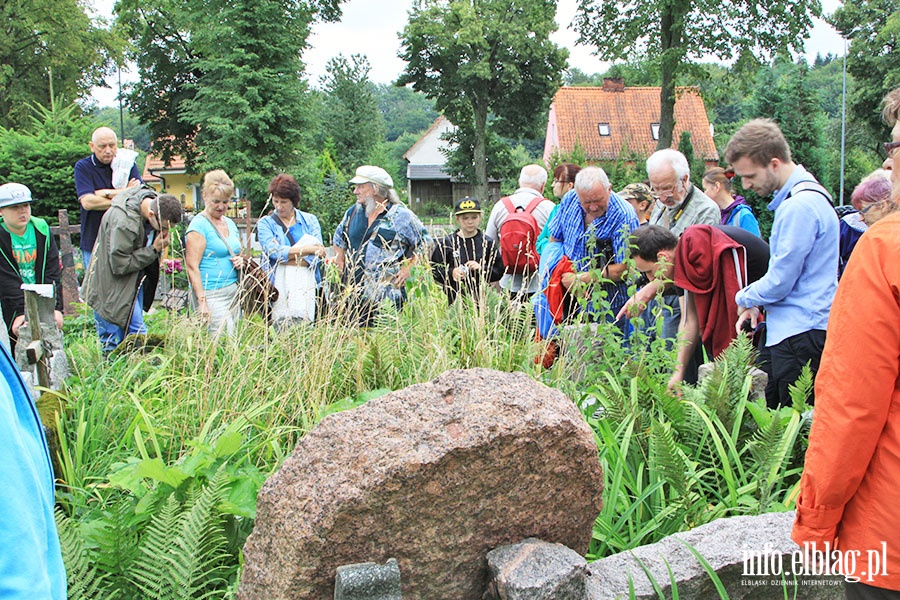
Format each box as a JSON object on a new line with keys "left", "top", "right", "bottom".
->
{"left": 56, "top": 209, "right": 80, "bottom": 315}
{"left": 23, "top": 286, "right": 53, "bottom": 388}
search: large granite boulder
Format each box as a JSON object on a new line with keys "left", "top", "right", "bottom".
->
{"left": 238, "top": 368, "right": 603, "bottom": 600}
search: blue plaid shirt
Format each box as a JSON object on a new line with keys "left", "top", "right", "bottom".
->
{"left": 549, "top": 189, "right": 639, "bottom": 270}
{"left": 547, "top": 189, "right": 639, "bottom": 315}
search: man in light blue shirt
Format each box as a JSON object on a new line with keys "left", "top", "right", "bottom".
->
{"left": 726, "top": 118, "right": 838, "bottom": 407}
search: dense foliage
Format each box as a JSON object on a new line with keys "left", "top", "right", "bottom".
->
{"left": 52, "top": 259, "right": 813, "bottom": 597}
{"left": 0, "top": 102, "right": 95, "bottom": 222}
{"left": 398, "top": 0, "right": 568, "bottom": 201}
{"left": 0, "top": 0, "right": 121, "bottom": 129}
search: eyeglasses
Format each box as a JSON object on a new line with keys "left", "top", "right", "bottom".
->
{"left": 860, "top": 200, "right": 886, "bottom": 215}
{"left": 884, "top": 141, "right": 900, "bottom": 159}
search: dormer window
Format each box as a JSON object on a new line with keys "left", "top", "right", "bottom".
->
{"left": 597, "top": 123, "right": 610, "bottom": 137}
{"left": 651, "top": 123, "right": 660, "bottom": 140}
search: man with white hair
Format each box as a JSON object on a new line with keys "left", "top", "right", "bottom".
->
{"left": 74, "top": 126, "right": 143, "bottom": 268}
{"left": 485, "top": 164, "right": 556, "bottom": 296}
{"left": 646, "top": 149, "right": 719, "bottom": 235}
{"left": 534, "top": 166, "right": 639, "bottom": 358}
{"left": 333, "top": 165, "right": 429, "bottom": 325}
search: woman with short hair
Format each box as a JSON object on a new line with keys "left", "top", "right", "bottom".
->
{"left": 257, "top": 173, "right": 325, "bottom": 327}
{"left": 185, "top": 170, "right": 244, "bottom": 336}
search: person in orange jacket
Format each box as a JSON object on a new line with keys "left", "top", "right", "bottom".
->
{"left": 792, "top": 87, "right": 900, "bottom": 599}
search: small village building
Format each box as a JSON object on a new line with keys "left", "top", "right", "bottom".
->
{"left": 543, "top": 79, "right": 719, "bottom": 168}
{"left": 403, "top": 116, "right": 501, "bottom": 214}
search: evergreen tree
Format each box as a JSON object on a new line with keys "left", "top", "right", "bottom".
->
{"left": 117, "top": 0, "right": 343, "bottom": 203}
{"left": 319, "top": 54, "right": 386, "bottom": 175}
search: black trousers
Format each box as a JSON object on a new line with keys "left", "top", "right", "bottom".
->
{"left": 846, "top": 581, "right": 900, "bottom": 599}
{"left": 758, "top": 329, "right": 826, "bottom": 408}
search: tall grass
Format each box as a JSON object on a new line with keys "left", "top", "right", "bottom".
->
{"left": 53, "top": 267, "right": 811, "bottom": 598}
{"left": 55, "top": 270, "right": 551, "bottom": 597}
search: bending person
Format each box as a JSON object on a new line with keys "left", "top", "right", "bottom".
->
{"left": 630, "top": 225, "right": 769, "bottom": 390}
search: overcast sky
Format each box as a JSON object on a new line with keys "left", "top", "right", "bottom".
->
{"left": 90, "top": 0, "right": 845, "bottom": 107}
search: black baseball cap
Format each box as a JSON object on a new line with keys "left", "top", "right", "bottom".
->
{"left": 454, "top": 197, "right": 482, "bottom": 215}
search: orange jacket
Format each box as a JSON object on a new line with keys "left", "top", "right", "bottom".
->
{"left": 792, "top": 212, "right": 900, "bottom": 590}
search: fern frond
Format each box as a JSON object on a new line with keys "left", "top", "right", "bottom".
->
{"left": 789, "top": 364, "right": 815, "bottom": 411}
{"left": 167, "top": 469, "right": 232, "bottom": 598}
{"left": 649, "top": 420, "right": 692, "bottom": 497}
{"left": 131, "top": 493, "right": 183, "bottom": 598}
{"left": 55, "top": 508, "right": 105, "bottom": 600}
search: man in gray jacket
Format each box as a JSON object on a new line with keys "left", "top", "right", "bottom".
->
{"left": 84, "top": 187, "right": 182, "bottom": 352}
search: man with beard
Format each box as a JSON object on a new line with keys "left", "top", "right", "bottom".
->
{"left": 333, "top": 165, "right": 428, "bottom": 325}
{"left": 726, "top": 118, "right": 838, "bottom": 407}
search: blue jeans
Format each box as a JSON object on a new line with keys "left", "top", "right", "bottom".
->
{"left": 84, "top": 249, "right": 148, "bottom": 352}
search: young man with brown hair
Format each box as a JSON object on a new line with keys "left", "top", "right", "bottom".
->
{"left": 725, "top": 118, "right": 838, "bottom": 407}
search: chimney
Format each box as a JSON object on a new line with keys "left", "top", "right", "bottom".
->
{"left": 602, "top": 77, "right": 625, "bottom": 92}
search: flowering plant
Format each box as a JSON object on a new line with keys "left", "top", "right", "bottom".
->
{"left": 163, "top": 258, "right": 183, "bottom": 274}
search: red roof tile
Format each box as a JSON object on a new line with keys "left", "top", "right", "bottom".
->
{"left": 142, "top": 154, "right": 187, "bottom": 182}
{"left": 545, "top": 86, "right": 719, "bottom": 162}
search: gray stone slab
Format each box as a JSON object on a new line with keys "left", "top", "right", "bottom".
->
{"left": 486, "top": 538, "right": 587, "bottom": 600}
{"left": 334, "top": 558, "right": 401, "bottom": 600}
{"left": 586, "top": 512, "right": 843, "bottom": 600}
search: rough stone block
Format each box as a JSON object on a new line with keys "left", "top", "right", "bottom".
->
{"left": 698, "top": 363, "right": 767, "bottom": 402}
{"left": 486, "top": 538, "right": 587, "bottom": 600}
{"left": 238, "top": 368, "right": 603, "bottom": 600}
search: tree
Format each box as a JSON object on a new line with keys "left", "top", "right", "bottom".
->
{"left": 573, "top": 0, "right": 822, "bottom": 151}
{"left": 829, "top": 0, "right": 900, "bottom": 140}
{"left": 319, "top": 54, "right": 386, "bottom": 175}
{"left": 749, "top": 58, "right": 829, "bottom": 187}
{"left": 116, "top": 0, "right": 343, "bottom": 202}
{"left": 398, "top": 0, "right": 568, "bottom": 200}
{"left": 0, "top": 0, "right": 122, "bottom": 128}
{"left": 376, "top": 84, "right": 439, "bottom": 142}
{"left": 0, "top": 102, "right": 96, "bottom": 220}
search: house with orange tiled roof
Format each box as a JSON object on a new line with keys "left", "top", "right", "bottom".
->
{"left": 543, "top": 79, "right": 719, "bottom": 168}
{"left": 403, "top": 116, "right": 501, "bottom": 212}
{"left": 142, "top": 154, "right": 203, "bottom": 211}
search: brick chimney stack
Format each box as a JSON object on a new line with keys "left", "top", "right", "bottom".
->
{"left": 602, "top": 77, "right": 625, "bottom": 92}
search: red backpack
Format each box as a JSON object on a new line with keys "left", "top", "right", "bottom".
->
{"left": 498, "top": 196, "right": 543, "bottom": 275}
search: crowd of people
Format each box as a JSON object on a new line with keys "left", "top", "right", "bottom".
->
{"left": 6, "top": 87, "right": 900, "bottom": 597}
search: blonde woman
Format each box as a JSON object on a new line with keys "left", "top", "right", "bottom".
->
{"left": 185, "top": 170, "right": 245, "bottom": 335}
